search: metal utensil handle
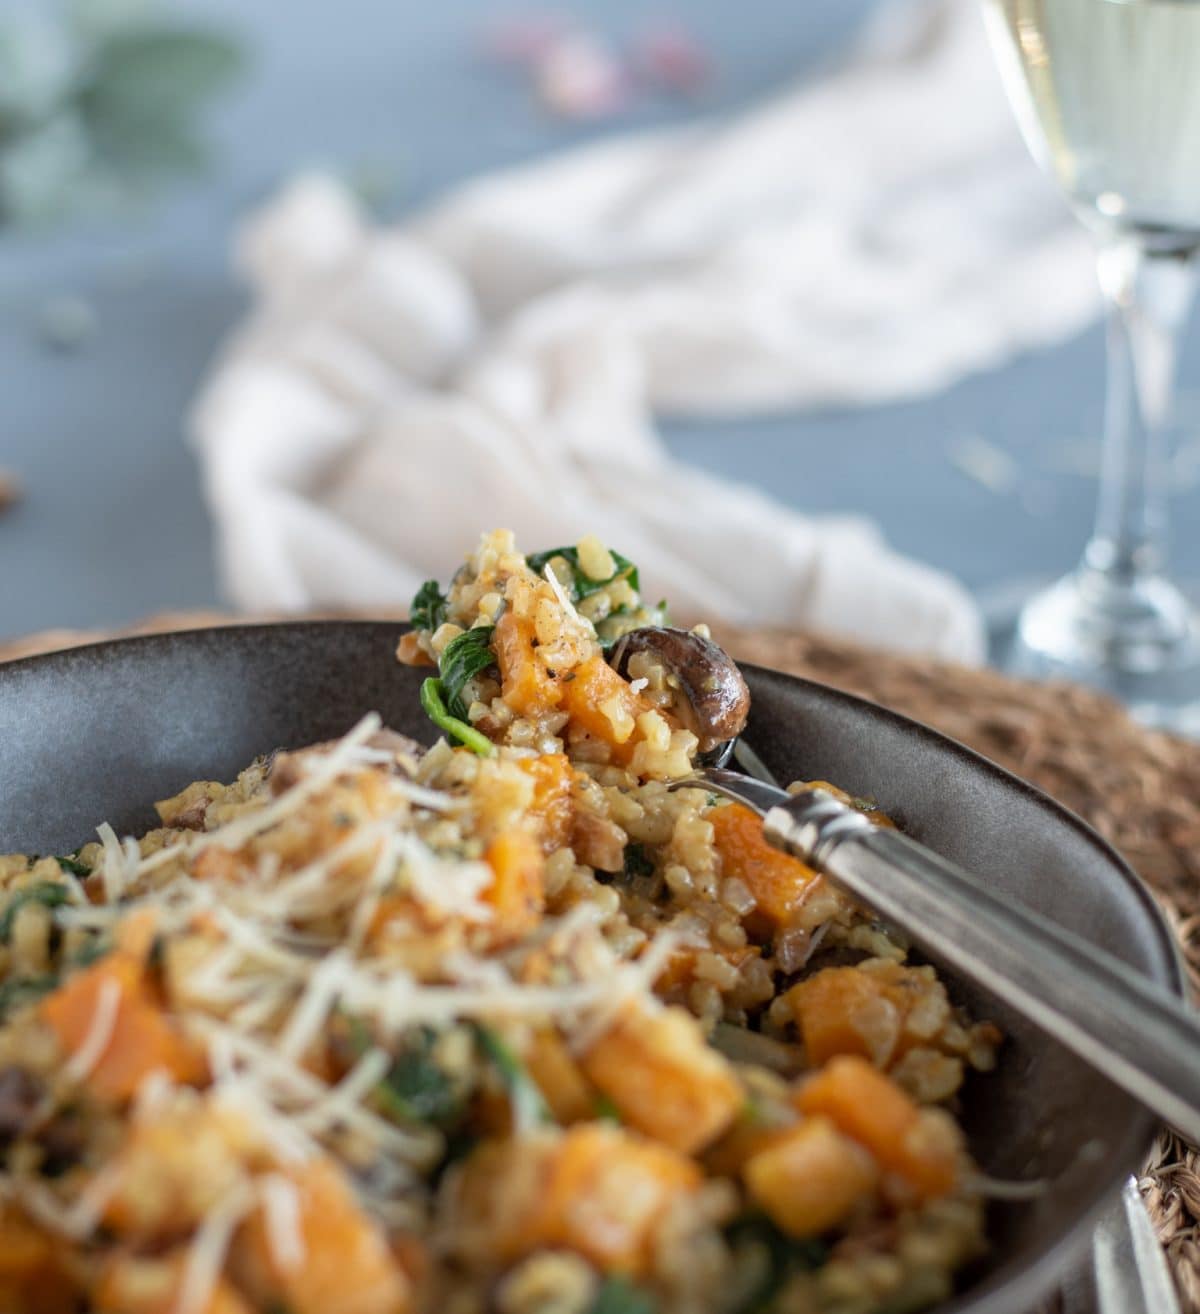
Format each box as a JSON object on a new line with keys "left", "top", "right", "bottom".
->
{"left": 1091, "top": 1179, "right": 1181, "bottom": 1314}
{"left": 765, "top": 789, "right": 1200, "bottom": 1145}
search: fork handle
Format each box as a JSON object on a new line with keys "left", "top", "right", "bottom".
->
{"left": 764, "top": 789, "right": 1200, "bottom": 1143}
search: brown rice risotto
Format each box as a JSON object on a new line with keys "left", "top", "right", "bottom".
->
{"left": 0, "top": 530, "right": 1002, "bottom": 1314}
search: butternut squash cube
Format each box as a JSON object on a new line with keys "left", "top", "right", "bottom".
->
{"left": 743, "top": 1116, "right": 879, "bottom": 1237}
{"left": 483, "top": 830, "right": 545, "bottom": 940}
{"left": 235, "top": 1158, "right": 411, "bottom": 1314}
{"left": 39, "top": 953, "right": 204, "bottom": 1103}
{"left": 495, "top": 612, "right": 561, "bottom": 717}
{"left": 453, "top": 1125, "right": 700, "bottom": 1275}
{"left": 95, "top": 1252, "right": 253, "bottom": 1314}
{"left": 581, "top": 1002, "right": 742, "bottom": 1154}
{"left": 710, "top": 805, "right": 823, "bottom": 930}
{"left": 795, "top": 1055, "right": 959, "bottom": 1200}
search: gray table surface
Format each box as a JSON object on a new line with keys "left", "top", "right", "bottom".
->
{"left": 4, "top": 0, "right": 1200, "bottom": 643}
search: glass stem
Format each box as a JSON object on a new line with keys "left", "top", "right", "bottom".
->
{"left": 1084, "top": 240, "right": 1195, "bottom": 588}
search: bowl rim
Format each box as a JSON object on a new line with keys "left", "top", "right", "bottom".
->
{"left": 0, "top": 620, "right": 1184, "bottom": 1313}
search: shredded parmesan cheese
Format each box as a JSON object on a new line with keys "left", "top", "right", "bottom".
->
{"left": 17, "top": 1161, "right": 124, "bottom": 1240}
{"left": 396, "top": 834, "right": 493, "bottom": 921}
{"left": 259, "top": 1173, "right": 305, "bottom": 1273}
{"left": 296, "top": 1047, "right": 391, "bottom": 1140}
{"left": 197, "top": 713, "right": 384, "bottom": 854}
{"left": 276, "top": 949, "right": 352, "bottom": 1061}
{"left": 63, "top": 976, "right": 122, "bottom": 1085}
{"left": 96, "top": 822, "right": 134, "bottom": 902}
{"left": 196, "top": 1022, "right": 432, "bottom": 1164}
{"left": 173, "top": 1178, "right": 255, "bottom": 1314}
{"left": 541, "top": 562, "right": 595, "bottom": 643}
{"left": 133, "top": 1069, "right": 177, "bottom": 1123}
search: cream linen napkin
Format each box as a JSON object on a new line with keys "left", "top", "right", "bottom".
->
{"left": 191, "top": 0, "right": 1100, "bottom": 663}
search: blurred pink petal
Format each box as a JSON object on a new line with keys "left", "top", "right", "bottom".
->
{"left": 479, "top": 12, "right": 569, "bottom": 65}
{"left": 634, "top": 20, "right": 712, "bottom": 94}
{"left": 535, "top": 32, "right": 632, "bottom": 120}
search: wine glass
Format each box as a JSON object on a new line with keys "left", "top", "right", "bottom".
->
{"left": 982, "top": 0, "right": 1200, "bottom": 730}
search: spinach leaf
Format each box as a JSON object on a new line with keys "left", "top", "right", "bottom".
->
{"left": 474, "top": 1025, "right": 553, "bottom": 1130}
{"left": 726, "top": 1214, "right": 828, "bottom": 1313}
{"left": 526, "top": 546, "right": 640, "bottom": 601}
{"left": 378, "top": 1028, "right": 463, "bottom": 1127}
{"left": 593, "top": 1093, "right": 622, "bottom": 1124}
{"left": 419, "top": 679, "right": 495, "bottom": 757}
{"left": 438, "top": 626, "right": 497, "bottom": 721}
{"left": 346, "top": 1018, "right": 464, "bottom": 1130}
{"left": 0, "top": 975, "right": 57, "bottom": 1018}
{"left": 409, "top": 579, "right": 448, "bottom": 632}
{"left": 70, "top": 938, "right": 111, "bottom": 969}
{"left": 0, "top": 884, "right": 70, "bottom": 942}
{"left": 344, "top": 1011, "right": 374, "bottom": 1055}
{"left": 622, "top": 843, "right": 655, "bottom": 880}
{"left": 589, "top": 1276, "right": 657, "bottom": 1314}
{"left": 56, "top": 853, "right": 91, "bottom": 878}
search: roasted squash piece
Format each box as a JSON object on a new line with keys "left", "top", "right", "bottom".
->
{"left": 103, "top": 1098, "right": 257, "bottom": 1241}
{"left": 786, "top": 961, "right": 946, "bottom": 1068}
{"left": 453, "top": 1125, "right": 700, "bottom": 1275}
{"left": 235, "top": 1158, "right": 412, "bottom": 1314}
{"left": 95, "top": 1252, "right": 253, "bottom": 1314}
{"left": 559, "top": 655, "right": 655, "bottom": 764}
{"left": 795, "top": 1055, "right": 959, "bottom": 1199}
{"left": 710, "top": 804, "right": 823, "bottom": 930}
{"left": 482, "top": 830, "right": 545, "bottom": 940}
{"left": 39, "top": 952, "right": 204, "bottom": 1103}
{"left": 522, "top": 1027, "right": 595, "bottom": 1125}
{"left": 494, "top": 612, "right": 561, "bottom": 717}
{"left": 0, "top": 1203, "right": 77, "bottom": 1313}
{"left": 581, "top": 1002, "right": 742, "bottom": 1153}
{"left": 515, "top": 752, "right": 575, "bottom": 850}
{"left": 743, "top": 1115, "right": 879, "bottom": 1237}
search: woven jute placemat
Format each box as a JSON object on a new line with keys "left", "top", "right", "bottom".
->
{"left": 4, "top": 613, "right": 1200, "bottom": 1311}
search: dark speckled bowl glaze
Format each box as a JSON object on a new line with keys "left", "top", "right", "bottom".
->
{"left": 0, "top": 622, "right": 1181, "bottom": 1314}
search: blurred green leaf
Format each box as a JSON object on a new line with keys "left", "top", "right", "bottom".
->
{"left": 90, "top": 112, "right": 209, "bottom": 182}
{"left": 0, "top": 112, "right": 90, "bottom": 225}
{"left": 0, "top": 9, "right": 245, "bottom": 229}
{"left": 67, "top": 0, "right": 160, "bottom": 44}
{"left": 80, "top": 26, "right": 244, "bottom": 129}
{"left": 0, "top": 19, "right": 76, "bottom": 127}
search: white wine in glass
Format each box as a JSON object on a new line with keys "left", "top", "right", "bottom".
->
{"left": 982, "top": 0, "right": 1200, "bottom": 728}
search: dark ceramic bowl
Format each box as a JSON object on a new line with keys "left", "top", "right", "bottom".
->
{"left": 0, "top": 622, "right": 1180, "bottom": 1314}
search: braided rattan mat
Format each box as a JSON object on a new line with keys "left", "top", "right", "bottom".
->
{"left": 5, "top": 614, "right": 1200, "bottom": 1310}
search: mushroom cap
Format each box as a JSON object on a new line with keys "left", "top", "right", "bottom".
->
{"left": 608, "top": 626, "right": 750, "bottom": 753}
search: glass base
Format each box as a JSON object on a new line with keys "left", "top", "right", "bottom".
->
{"left": 1004, "top": 566, "right": 1200, "bottom": 735}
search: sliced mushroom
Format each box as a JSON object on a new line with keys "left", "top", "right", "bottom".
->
{"left": 608, "top": 627, "right": 750, "bottom": 754}
{"left": 156, "top": 781, "right": 223, "bottom": 832}
{"left": 269, "top": 728, "right": 427, "bottom": 795}
{"left": 571, "top": 810, "right": 629, "bottom": 874}
{"left": 37, "top": 1108, "right": 86, "bottom": 1177}
{"left": 0, "top": 1067, "right": 43, "bottom": 1149}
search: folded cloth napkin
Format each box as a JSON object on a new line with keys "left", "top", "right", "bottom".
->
{"left": 192, "top": 0, "right": 1100, "bottom": 664}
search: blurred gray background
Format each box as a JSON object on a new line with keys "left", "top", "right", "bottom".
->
{"left": 4, "top": 0, "right": 1200, "bottom": 641}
